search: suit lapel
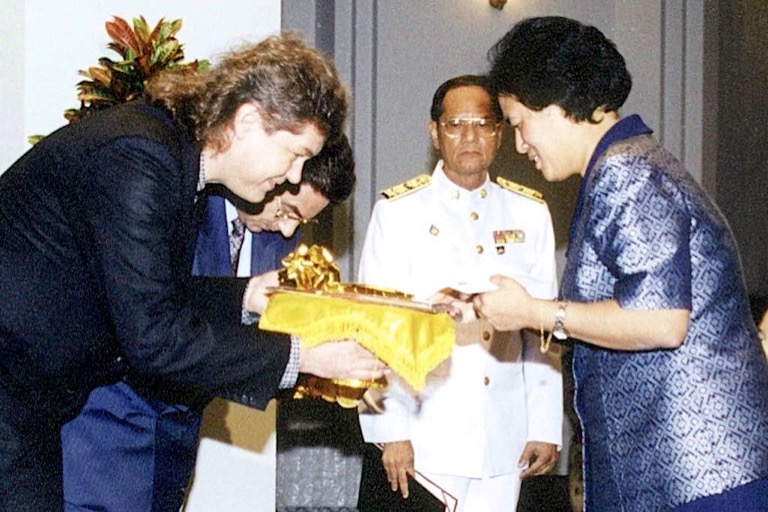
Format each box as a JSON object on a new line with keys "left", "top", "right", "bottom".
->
{"left": 193, "top": 195, "right": 232, "bottom": 277}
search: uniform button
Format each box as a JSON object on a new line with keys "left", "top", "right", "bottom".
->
{"left": 480, "top": 189, "right": 487, "bottom": 198}
{"left": 470, "top": 212, "right": 479, "bottom": 221}
{"left": 476, "top": 245, "right": 484, "bottom": 254}
{"left": 482, "top": 330, "right": 491, "bottom": 341}
{"left": 484, "top": 376, "right": 490, "bottom": 386}
{"left": 452, "top": 190, "right": 460, "bottom": 199}
{"left": 429, "top": 225, "right": 439, "bottom": 236}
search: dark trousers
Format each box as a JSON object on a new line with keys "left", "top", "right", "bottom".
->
{"left": 0, "top": 378, "right": 65, "bottom": 511}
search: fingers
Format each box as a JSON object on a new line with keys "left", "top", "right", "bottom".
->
{"left": 245, "top": 277, "right": 270, "bottom": 314}
{"left": 346, "top": 363, "right": 388, "bottom": 381}
{"left": 351, "top": 344, "right": 389, "bottom": 378}
{"left": 398, "top": 467, "right": 410, "bottom": 498}
{"left": 431, "top": 301, "right": 463, "bottom": 320}
{"left": 454, "top": 298, "right": 477, "bottom": 322}
{"left": 382, "top": 442, "right": 414, "bottom": 498}
{"left": 384, "top": 465, "right": 410, "bottom": 498}
{"left": 520, "top": 458, "right": 548, "bottom": 478}
{"left": 344, "top": 343, "right": 387, "bottom": 380}
{"left": 252, "top": 270, "right": 280, "bottom": 290}
{"left": 521, "top": 457, "right": 555, "bottom": 478}
{"left": 300, "top": 340, "right": 389, "bottom": 381}
{"left": 384, "top": 458, "right": 411, "bottom": 498}
{"left": 359, "top": 389, "right": 385, "bottom": 414}
{"left": 260, "top": 270, "right": 280, "bottom": 287}
{"left": 518, "top": 444, "right": 558, "bottom": 478}
{"left": 517, "top": 447, "right": 533, "bottom": 470}
{"left": 384, "top": 463, "right": 399, "bottom": 491}
{"left": 472, "top": 295, "right": 485, "bottom": 319}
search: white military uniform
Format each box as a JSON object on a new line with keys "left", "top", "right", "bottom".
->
{"left": 358, "top": 162, "right": 563, "bottom": 510}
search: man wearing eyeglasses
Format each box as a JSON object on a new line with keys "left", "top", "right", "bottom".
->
{"left": 357, "top": 75, "right": 562, "bottom": 511}
{"left": 61, "top": 135, "right": 355, "bottom": 512}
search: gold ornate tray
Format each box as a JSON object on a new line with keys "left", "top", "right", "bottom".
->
{"left": 259, "top": 244, "right": 456, "bottom": 408}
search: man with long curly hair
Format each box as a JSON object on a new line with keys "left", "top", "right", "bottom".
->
{"left": 0, "top": 35, "right": 382, "bottom": 509}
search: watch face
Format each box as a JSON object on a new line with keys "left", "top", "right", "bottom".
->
{"left": 553, "top": 330, "right": 568, "bottom": 341}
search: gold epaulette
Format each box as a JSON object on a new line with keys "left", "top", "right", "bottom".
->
{"left": 380, "top": 174, "right": 431, "bottom": 200}
{"left": 496, "top": 176, "right": 545, "bottom": 203}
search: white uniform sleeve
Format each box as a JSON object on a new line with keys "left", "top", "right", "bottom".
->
{"left": 357, "top": 199, "right": 419, "bottom": 443}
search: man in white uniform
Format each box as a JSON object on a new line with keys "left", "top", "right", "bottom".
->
{"left": 357, "top": 75, "right": 563, "bottom": 511}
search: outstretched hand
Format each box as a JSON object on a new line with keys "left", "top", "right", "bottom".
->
{"left": 299, "top": 340, "right": 387, "bottom": 382}
{"left": 427, "top": 290, "right": 476, "bottom": 322}
{"left": 243, "top": 270, "right": 281, "bottom": 315}
{"left": 473, "top": 275, "right": 534, "bottom": 331}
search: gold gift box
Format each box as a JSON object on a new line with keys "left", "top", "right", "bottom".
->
{"left": 259, "top": 244, "right": 455, "bottom": 407}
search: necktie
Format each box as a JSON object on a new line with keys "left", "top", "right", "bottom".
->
{"left": 229, "top": 217, "right": 246, "bottom": 275}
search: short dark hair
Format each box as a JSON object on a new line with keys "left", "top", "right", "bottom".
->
{"left": 301, "top": 133, "right": 356, "bottom": 204}
{"left": 488, "top": 16, "right": 632, "bottom": 122}
{"left": 430, "top": 74, "right": 502, "bottom": 122}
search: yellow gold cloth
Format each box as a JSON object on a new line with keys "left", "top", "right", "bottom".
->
{"left": 259, "top": 291, "right": 455, "bottom": 391}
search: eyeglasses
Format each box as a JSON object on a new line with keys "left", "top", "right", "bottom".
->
{"left": 439, "top": 117, "right": 500, "bottom": 138}
{"left": 274, "top": 196, "right": 317, "bottom": 225}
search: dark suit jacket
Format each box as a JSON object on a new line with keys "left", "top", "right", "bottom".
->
{"left": 0, "top": 101, "right": 291, "bottom": 422}
{"left": 193, "top": 194, "right": 298, "bottom": 278}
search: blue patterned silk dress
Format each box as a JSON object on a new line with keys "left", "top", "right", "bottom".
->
{"left": 561, "top": 115, "right": 768, "bottom": 510}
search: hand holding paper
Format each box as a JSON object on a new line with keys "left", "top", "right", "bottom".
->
{"left": 441, "top": 278, "right": 499, "bottom": 296}
{"left": 473, "top": 275, "right": 535, "bottom": 331}
{"left": 423, "top": 292, "right": 474, "bottom": 322}
{"left": 421, "top": 277, "right": 499, "bottom": 322}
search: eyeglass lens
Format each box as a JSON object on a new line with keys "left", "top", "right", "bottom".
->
{"left": 441, "top": 118, "right": 498, "bottom": 137}
{"left": 275, "top": 197, "right": 315, "bottom": 224}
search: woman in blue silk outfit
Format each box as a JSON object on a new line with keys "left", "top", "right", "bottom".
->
{"left": 474, "top": 16, "right": 768, "bottom": 511}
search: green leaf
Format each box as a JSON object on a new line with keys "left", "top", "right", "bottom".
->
{"left": 148, "top": 17, "right": 169, "bottom": 45}
{"left": 132, "top": 15, "right": 151, "bottom": 54}
{"left": 152, "top": 40, "right": 182, "bottom": 67}
{"left": 167, "top": 19, "right": 183, "bottom": 39}
{"left": 133, "top": 15, "right": 150, "bottom": 39}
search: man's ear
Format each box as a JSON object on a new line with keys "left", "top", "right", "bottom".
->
{"left": 429, "top": 120, "right": 440, "bottom": 149}
{"left": 232, "top": 102, "right": 264, "bottom": 140}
